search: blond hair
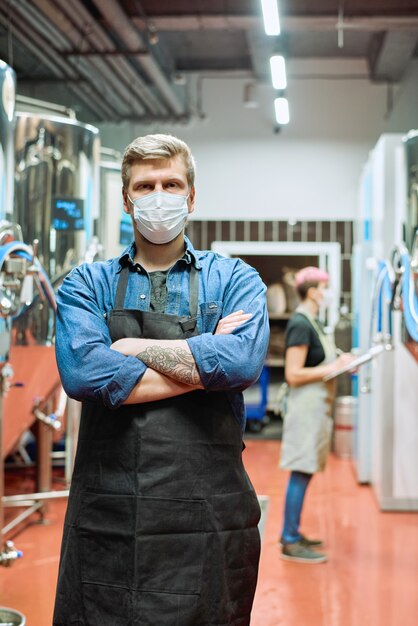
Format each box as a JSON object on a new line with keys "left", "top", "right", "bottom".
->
{"left": 121, "top": 133, "right": 196, "bottom": 189}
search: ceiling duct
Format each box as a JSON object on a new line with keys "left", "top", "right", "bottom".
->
{"left": 89, "top": 0, "right": 185, "bottom": 117}
{"left": 0, "top": 7, "right": 113, "bottom": 120}
{"left": 368, "top": 30, "right": 418, "bottom": 82}
{"left": 53, "top": 0, "right": 168, "bottom": 117}
{"left": 29, "top": 0, "right": 141, "bottom": 119}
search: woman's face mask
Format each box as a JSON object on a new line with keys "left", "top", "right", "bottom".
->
{"left": 127, "top": 191, "right": 189, "bottom": 244}
{"left": 318, "top": 287, "right": 334, "bottom": 307}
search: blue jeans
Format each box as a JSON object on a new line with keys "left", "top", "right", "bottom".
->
{"left": 281, "top": 471, "right": 313, "bottom": 544}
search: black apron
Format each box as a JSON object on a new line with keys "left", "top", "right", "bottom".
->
{"left": 53, "top": 264, "right": 261, "bottom": 626}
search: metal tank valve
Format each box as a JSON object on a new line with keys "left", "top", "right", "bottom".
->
{"left": 33, "top": 395, "right": 62, "bottom": 431}
{"left": 33, "top": 407, "right": 62, "bottom": 431}
{"left": 0, "top": 540, "right": 23, "bottom": 567}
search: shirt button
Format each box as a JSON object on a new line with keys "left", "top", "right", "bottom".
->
{"left": 139, "top": 294, "right": 146, "bottom": 300}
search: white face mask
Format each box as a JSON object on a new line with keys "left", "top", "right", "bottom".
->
{"left": 128, "top": 191, "right": 189, "bottom": 244}
{"left": 319, "top": 288, "right": 334, "bottom": 307}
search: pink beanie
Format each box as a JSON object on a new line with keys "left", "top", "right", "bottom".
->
{"left": 294, "top": 266, "right": 329, "bottom": 287}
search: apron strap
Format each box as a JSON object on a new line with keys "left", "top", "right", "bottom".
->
{"left": 296, "top": 307, "right": 336, "bottom": 362}
{"left": 180, "top": 265, "right": 199, "bottom": 333}
{"left": 188, "top": 264, "right": 199, "bottom": 319}
{"left": 114, "top": 266, "right": 130, "bottom": 309}
{"left": 114, "top": 261, "right": 199, "bottom": 319}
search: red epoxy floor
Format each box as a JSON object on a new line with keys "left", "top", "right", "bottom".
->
{"left": 1, "top": 440, "right": 417, "bottom": 625}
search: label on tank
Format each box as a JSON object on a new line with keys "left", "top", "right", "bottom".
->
{"left": 52, "top": 197, "right": 85, "bottom": 231}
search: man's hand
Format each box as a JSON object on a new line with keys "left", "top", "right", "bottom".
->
{"left": 215, "top": 310, "right": 252, "bottom": 335}
{"left": 111, "top": 338, "right": 203, "bottom": 387}
{"left": 110, "top": 309, "right": 251, "bottom": 388}
{"left": 111, "top": 309, "right": 252, "bottom": 355}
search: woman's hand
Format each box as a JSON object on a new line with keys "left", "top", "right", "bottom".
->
{"left": 215, "top": 310, "right": 252, "bottom": 335}
{"left": 328, "top": 352, "right": 358, "bottom": 375}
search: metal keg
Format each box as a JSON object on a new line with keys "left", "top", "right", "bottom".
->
{"left": 0, "top": 606, "right": 26, "bottom": 625}
{"left": 333, "top": 396, "right": 357, "bottom": 458}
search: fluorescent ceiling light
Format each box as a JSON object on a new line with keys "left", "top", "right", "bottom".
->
{"left": 274, "top": 97, "right": 289, "bottom": 125}
{"left": 270, "top": 55, "right": 287, "bottom": 90}
{"left": 261, "top": 0, "right": 281, "bottom": 36}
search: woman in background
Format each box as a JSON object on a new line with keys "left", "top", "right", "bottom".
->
{"left": 279, "top": 266, "right": 356, "bottom": 563}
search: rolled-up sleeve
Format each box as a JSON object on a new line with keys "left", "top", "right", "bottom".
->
{"left": 56, "top": 269, "right": 146, "bottom": 408}
{"left": 187, "top": 261, "right": 269, "bottom": 391}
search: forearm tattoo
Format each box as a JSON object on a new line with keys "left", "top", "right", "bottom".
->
{"left": 136, "top": 346, "right": 201, "bottom": 385}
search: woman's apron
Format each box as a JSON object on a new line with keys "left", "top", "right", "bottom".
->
{"left": 53, "top": 264, "right": 261, "bottom": 626}
{"left": 280, "top": 308, "right": 337, "bottom": 474}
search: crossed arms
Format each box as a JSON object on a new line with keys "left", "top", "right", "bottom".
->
{"left": 55, "top": 262, "right": 269, "bottom": 408}
{"left": 111, "top": 310, "right": 251, "bottom": 404}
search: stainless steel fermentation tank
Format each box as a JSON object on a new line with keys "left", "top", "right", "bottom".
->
{"left": 99, "top": 147, "right": 133, "bottom": 259}
{"left": 403, "top": 131, "right": 418, "bottom": 363}
{"left": 14, "top": 113, "right": 100, "bottom": 279}
{"left": 0, "top": 69, "right": 67, "bottom": 561}
{"left": 0, "top": 60, "right": 16, "bottom": 219}
{"left": 405, "top": 131, "right": 418, "bottom": 253}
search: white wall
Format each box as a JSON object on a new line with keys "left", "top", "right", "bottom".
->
{"left": 97, "top": 59, "right": 418, "bottom": 222}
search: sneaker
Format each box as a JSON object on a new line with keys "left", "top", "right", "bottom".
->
{"left": 279, "top": 534, "right": 324, "bottom": 548}
{"left": 299, "top": 534, "right": 324, "bottom": 548}
{"left": 281, "top": 540, "right": 328, "bottom": 563}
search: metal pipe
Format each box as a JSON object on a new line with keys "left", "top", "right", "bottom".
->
{"left": 90, "top": 0, "right": 185, "bottom": 116}
{"left": 3, "top": 501, "right": 43, "bottom": 507}
{"left": 16, "top": 95, "right": 76, "bottom": 119}
{"left": 3, "top": 1, "right": 118, "bottom": 119}
{"left": 36, "top": 420, "right": 53, "bottom": 493}
{"left": 55, "top": 0, "right": 167, "bottom": 117}
{"left": 65, "top": 398, "right": 81, "bottom": 485}
{"left": 0, "top": 9, "right": 113, "bottom": 120}
{"left": 3, "top": 490, "right": 69, "bottom": 503}
{"left": 2, "top": 502, "right": 43, "bottom": 536}
{"left": 51, "top": 451, "right": 66, "bottom": 459}
{"left": 0, "top": 7, "right": 108, "bottom": 119}
{"left": 29, "top": 0, "right": 137, "bottom": 119}
{"left": 0, "top": 373, "right": 5, "bottom": 543}
{"left": 100, "top": 147, "right": 122, "bottom": 161}
{"left": 0, "top": 360, "right": 18, "bottom": 541}
{"left": 117, "top": 115, "right": 191, "bottom": 125}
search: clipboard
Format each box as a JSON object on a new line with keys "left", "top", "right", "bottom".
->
{"left": 323, "top": 344, "right": 386, "bottom": 381}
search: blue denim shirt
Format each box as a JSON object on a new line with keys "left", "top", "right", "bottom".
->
{"left": 56, "top": 236, "right": 269, "bottom": 431}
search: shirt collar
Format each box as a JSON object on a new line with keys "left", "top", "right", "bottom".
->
{"left": 118, "top": 236, "right": 201, "bottom": 271}
{"left": 183, "top": 235, "right": 201, "bottom": 269}
{"left": 118, "top": 242, "right": 137, "bottom": 272}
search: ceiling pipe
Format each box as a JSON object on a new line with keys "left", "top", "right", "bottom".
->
{"left": 54, "top": 0, "right": 167, "bottom": 116}
{"left": 0, "top": 9, "right": 112, "bottom": 120}
{"left": 5, "top": 0, "right": 118, "bottom": 120}
{"left": 16, "top": 95, "right": 76, "bottom": 119}
{"left": 89, "top": 0, "right": 185, "bottom": 117}
{"left": 29, "top": 0, "right": 141, "bottom": 118}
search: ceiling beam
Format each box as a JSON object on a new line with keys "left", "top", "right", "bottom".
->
{"left": 90, "top": 0, "right": 185, "bottom": 116}
{"left": 132, "top": 15, "right": 418, "bottom": 32}
{"left": 368, "top": 31, "right": 418, "bottom": 82}
{"left": 56, "top": 0, "right": 168, "bottom": 116}
{"left": 0, "top": 6, "right": 114, "bottom": 120}
{"left": 29, "top": 0, "right": 145, "bottom": 118}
